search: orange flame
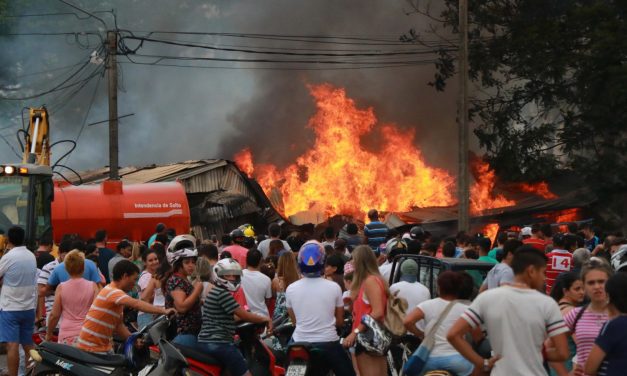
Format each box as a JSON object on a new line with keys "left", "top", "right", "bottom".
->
{"left": 234, "top": 148, "right": 254, "bottom": 177}
{"left": 516, "top": 182, "right": 558, "bottom": 200}
{"left": 482, "top": 223, "right": 499, "bottom": 245}
{"left": 235, "top": 83, "right": 556, "bottom": 220}
{"left": 238, "top": 83, "right": 457, "bottom": 219}
{"left": 470, "top": 160, "right": 515, "bottom": 213}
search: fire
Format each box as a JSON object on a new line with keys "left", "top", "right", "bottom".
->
{"left": 234, "top": 148, "right": 254, "bottom": 177}
{"left": 516, "top": 182, "right": 558, "bottom": 200}
{"left": 235, "top": 83, "right": 456, "bottom": 219}
{"left": 470, "top": 159, "right": 515, "bottom": 213}
{"left": 482, "top": 223, "right": 499, "bottom": 245}
{"left": 234, "top": 83, "right": 558, "bottom": 220}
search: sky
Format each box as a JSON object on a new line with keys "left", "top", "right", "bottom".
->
{"left": 0, "top": 0, "right": 469, "bottom": 175}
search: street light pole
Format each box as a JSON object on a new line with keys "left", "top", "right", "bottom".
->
{"left": 457, "top": 0, "right": 470, "bottom": 232}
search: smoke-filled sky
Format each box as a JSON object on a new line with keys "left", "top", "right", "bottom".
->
{"left": 0, "top": 0, "right": 472, "bottom": 175}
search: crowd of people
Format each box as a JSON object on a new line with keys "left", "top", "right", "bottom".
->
{"left": 0, "top": 208, "right": 626, "bottom": 376}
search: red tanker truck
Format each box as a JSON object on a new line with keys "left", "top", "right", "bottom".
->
{"left": 0, "top": 108, "right": 190, "bottom": 249}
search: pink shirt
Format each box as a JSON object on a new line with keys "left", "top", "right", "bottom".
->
{"left": 58, "top": 278, "right": 96, "bottom": 343}
{"left": 564, "top": 306, "right": 609, "bottom": 376}
{"left": 222, "top": 245, "right": 249, "bottom": 268}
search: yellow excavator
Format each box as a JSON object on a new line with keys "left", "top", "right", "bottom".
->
{"left": 0, "top": 107, "right": 54, "bottom": 250}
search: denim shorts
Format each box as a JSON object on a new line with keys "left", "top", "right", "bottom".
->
{"left": 0, "top": 309, "right": 35, "bottom": 345}
{"left": 196, "top": 342, "right": 247, "bottom": 376}
{"left": 422, "top": 353, "right": 474, "bottom": 376}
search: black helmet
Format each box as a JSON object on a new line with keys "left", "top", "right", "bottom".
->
{"left": 410, "top": 226, "right": 425, "bottom": 240}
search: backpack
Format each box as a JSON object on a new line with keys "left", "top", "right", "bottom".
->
{"left": 384, "top": 291, "right": 408, "bottom": 337}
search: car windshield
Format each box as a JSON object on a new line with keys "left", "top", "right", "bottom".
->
{"left": 0, "top": 175, "right": 29, "bottom": 233}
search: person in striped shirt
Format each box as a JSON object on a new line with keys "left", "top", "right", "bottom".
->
{"left": 77, "top": 260, "right": 175, "bottom": 353}
{"left": 447, "top": 245, "right": 570, "bottom": 376}
{"left": 197, "top": 258, "right": 271, "bottom": 376}
{"left": 363, "top": 209, "right": 388, "bottom": 250}
{"left": 564, "top": 261, "right": 612, "bottom": 376}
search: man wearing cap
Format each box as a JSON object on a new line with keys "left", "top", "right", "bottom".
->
{"left": 389, "top": 260, "right": 430, "bottom": 320}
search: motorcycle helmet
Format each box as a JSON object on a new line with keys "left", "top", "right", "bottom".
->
{"left": 238, "top": 224, "right": 256, "bottom": 238}
{"left": 214, "top": 258, "right": 243, "bottom": 291}
{"left": 230, "top": 229, "right": 245, "bottom": 244}
{"left": 611, "top": 244, "right": 627, "bottom": 272}
{"left": 409, "top": 226, "right": 425, "bottom": 240}
{"left": 298, "top": 240, "right": 325, "bottom": 277}
{"left": 385, "top": 238, "right": 408, "bottom": 256}
{"left": 166, "top": 234, "right": 197, "bottom": 265}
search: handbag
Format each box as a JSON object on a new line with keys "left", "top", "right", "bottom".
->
{"left": 403, "top": 300, "right": 458, "bottom": 376}
{"left": 357, "top": 314, "right": 393, "bottom": 356}
{"left": 385, "top": 291, "right": 409, "bottom": 337}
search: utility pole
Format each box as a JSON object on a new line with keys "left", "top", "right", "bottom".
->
{"left": 107, "top": 30, "right": 119, "bottom": 180}
{"left": 457, "top": 0, "right": 470, "bottom": 232}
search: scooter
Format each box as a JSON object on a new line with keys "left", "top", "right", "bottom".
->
{"left": 170, "top": 322, "right": 285, "bottom": 376}
{"left": 284, "top": 342, "right": 331, "bottom": 376}
{"left": 29, "top": 315, "right": 188, "bottom": 376}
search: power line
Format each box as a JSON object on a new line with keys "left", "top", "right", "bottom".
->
{"left": 124, "top": 52, "right": 439, "bottom": 66}
{"left": 56, "top": 0, "right": 108, "bottom": 29}
{"left": 69, "top": 73, "right": 103, "bottom": 164}
{"left": 119, "top": 35, "right": 453, "bottom": 57}
{"left": 120, "top": 60, "right": 433, "bottom": 71}
{"left": 0, "top": 59, "right": 99, "bottom": 101}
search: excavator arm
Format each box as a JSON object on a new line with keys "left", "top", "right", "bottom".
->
{"left": 22, "top": 107, "right": 51, "bottom": 166}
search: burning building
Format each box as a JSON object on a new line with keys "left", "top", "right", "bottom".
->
{"left": 234, "top": 83, "right": 594, "bottom": 235}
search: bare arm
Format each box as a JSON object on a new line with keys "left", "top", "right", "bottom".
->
{"left": 120, "top": 296, "right": 171, "bottom": 316}
{"left": 114, "top": 321, "right": 132, "bottom": 341}
{"left": 335, "top": 306, "right": 344, "bottom": 328}
{"left": 403, "top": 307, "right": 425, "bottom": 339}
{"left": 364, "top": 277, "right": 385, "bottom": 321}
{"left": 46, "top": 285, "right": 63, "bottom": 340}
{"left": 447, "top": 318, "right": 487, "bottom": 371}
{"left": 140, "top": 278, "right": 156, "bottom": 303}
{"left": 170, "top": 282, "right": 203, "bottom": 313}
{"left": 544, "top": 333, "right": 569, "bottom": 362}
{"left": 234, "top": 306, "right": 271, "bottom": 330}
{"left": 584, "top": 345, "right": 606, "bottom": 375}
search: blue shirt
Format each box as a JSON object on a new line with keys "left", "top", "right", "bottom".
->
{"left": 364, "top": 221, "right": 389, "bottom": 249}
{"left": 47, "top": 258, "right": 101, "bottom": 286}
{"left": 595, "top": 316, "right": 627, "bottom": 376}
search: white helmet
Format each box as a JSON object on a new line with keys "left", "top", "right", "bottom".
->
{"left": 213, "top": 258, "right": 243, "bottom": 292}
{"left": 611, "top": 244, "right": 627, "bottom": 272}
{"left": 167, "top": 234, "right": 197, "bottom": 265}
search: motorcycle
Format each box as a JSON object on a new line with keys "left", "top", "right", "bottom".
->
{"left": 169, "top": 322, "right": 285, "bottom": 376}
{"left": 29, "top": 315, "right": 188, "bottom": 376}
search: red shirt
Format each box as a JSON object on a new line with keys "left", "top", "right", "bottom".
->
{"left": 523, "top": 237, "right": 550, "bottom": 252}
{"left": 545, "top": 249, "right": 573, "bottom": 294}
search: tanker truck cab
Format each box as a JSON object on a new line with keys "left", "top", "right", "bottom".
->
{"left": 0, "top": 163, "right": 53, "bottom": 250}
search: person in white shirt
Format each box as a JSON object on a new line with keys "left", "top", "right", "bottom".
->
{"left": 379, "top": 238, "right": 408, "bottom": 283}
{"left": 403, "top": 271, "right": 474, "bottom": 376}
{"left": 448, "top": 245, "right": 570, "bottom": 376}
{"left": 286, "top": 241, "right": 355, "bottom": 376}
{"left": 390, "top": 259, "right": 430, "bottom": 329}
{"left": 0, "top": 226, "right": 37, "bottom": 376}
{"left": 241, "top": 249, "right": 272, "bottom": 317}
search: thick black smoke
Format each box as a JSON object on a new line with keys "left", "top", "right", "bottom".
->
{"left": 0, "top": 0, "right": 463, "bottom": 174}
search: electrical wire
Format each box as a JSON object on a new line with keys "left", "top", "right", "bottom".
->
{"left": 119, "top": 35, "right": 454, "bottom": 57}
{"left": 0, "top": 59, "right": 100, "bottom": 101}
{"left": 119, "top": 60, "right": 435, "bottom": 71}
{"left": 124, "top": 52, "right": 439, "bottom": 65}
{"left": 0, "top": 133, "right": 22, "bottom": 159}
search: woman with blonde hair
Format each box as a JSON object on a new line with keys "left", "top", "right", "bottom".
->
{"left": 272, "top": 251, "right": 300, "bottom": 321}
{"left": 46, "top": 250, "right": 99, "bottom": 345}
{"left": 194, "top": 256, "right": 214, "bottom": 303}
{"left": 342, "top": 245, "right": 389, "bottom": 376}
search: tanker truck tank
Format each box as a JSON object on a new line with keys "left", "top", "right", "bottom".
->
{"left": 52, "top": 180, "right": 190, "bottom": 244}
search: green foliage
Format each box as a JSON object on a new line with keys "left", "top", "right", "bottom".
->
{"left": 428, "top": 0, "right": 627, "bottom": 191}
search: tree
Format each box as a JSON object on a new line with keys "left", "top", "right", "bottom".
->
{"left": 406, "top": 0, "right": 627, "bottom": 217}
